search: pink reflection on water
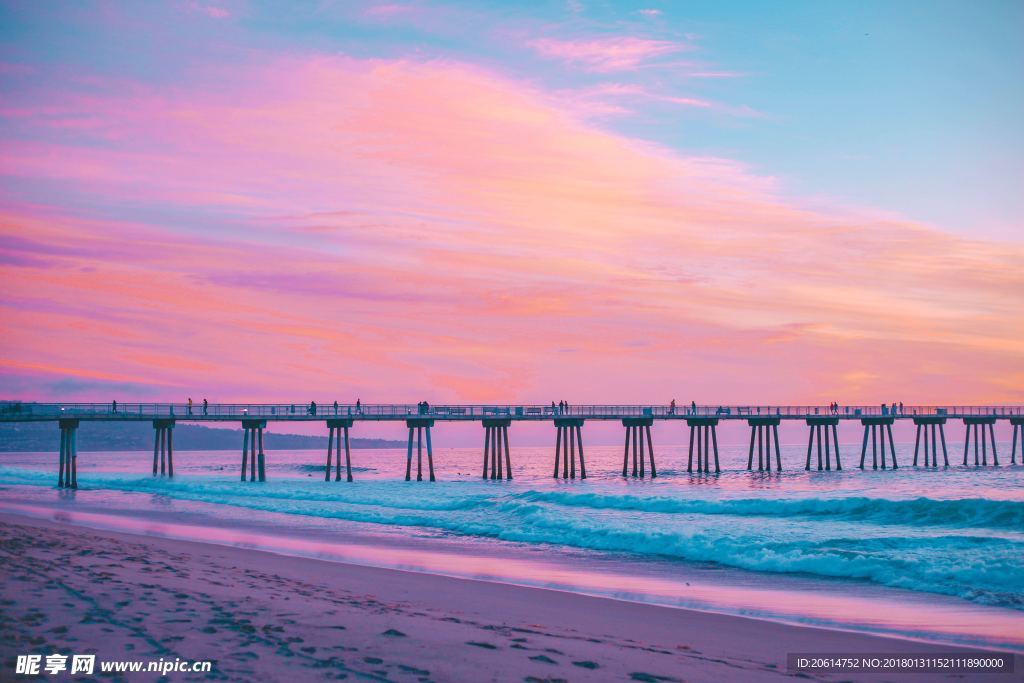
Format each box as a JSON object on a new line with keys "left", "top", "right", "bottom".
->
{"left": 3, "top": 501, "right": 1022, "bottom": 651}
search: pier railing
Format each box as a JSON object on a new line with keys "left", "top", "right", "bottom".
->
{"left": 1, "top": 402, "right": 1022, "bottom": 422}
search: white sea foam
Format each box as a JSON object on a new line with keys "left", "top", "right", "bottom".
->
{"left": 2, "top": 462, "right": 1022, "bottom": 610}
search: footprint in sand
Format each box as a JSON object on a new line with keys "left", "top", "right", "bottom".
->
{"left": 397, "top": 664, "right": 430, "bottom": 675}
{"left": 630, "top": 673, "right": 680, "bottom": 682}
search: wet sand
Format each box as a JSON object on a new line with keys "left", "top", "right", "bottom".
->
{"left": 0, "top": 513, "right": 1011, "bottom": 682}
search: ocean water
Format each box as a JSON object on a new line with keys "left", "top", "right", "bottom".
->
{"left": 1, "top": 439, "right": 1022, "bottom": 652}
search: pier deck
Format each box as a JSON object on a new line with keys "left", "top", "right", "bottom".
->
{"left": 2, "top": 402, "right": 1021, "bottom": 423}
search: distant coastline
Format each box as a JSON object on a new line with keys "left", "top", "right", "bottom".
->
{"left": 0, "top": 421, "right": 403, "bottom": 452}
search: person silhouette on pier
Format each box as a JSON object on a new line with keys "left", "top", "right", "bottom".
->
{"left": 112, "top": 399, "right": 117, "bottom": 413}
{"left": 670, "top": 399, "right": 676, "bottom": 415}
{"left": 356, "top": 398, "right": 362, "bottom": 414}
{"left": 203, "top": 398, "right": 208, "bottom": 415}
{"left": 899, "top": 401, "right": 904, "bottom": 415}
{"left": 188, "top": 397, "right": 193, "bottom": 415}
{"left": 333, "top": 400, "right": 338, "bottom": 415}
{"left": 691, "top": 400, "right": 696, "bottom": 415}
{"left": 310, "top": 401, "right": 317, "bottom": 416}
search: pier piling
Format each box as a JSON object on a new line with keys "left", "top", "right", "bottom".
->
{"left": 69, "top": 423, "right": 77, "bottom": 489}
{"left": 57, "top": 419, "right": 79, "bottom": 489}
{"left": 257, "top": 427, "right": 265, "bottom": 481}
{"left": 479, "top": 421, "right": 512, "bottom": 481}
{"left": 687, "top": 418, "right": 720, "bottom": 473}
{"left": 622, "top": 419, "right": 656, "bottom": 478}
{"left": 24, "top": 403, "right": 1024, "bottom": 488}
{"left": 746, "top": 418, "right": 779, "bottom": 472}
{"left": 912, "top": 417, "right": 948, "bottom": 466}
{"left": 495, "top": 424, "right": 503, "bottom": 479}
{"left": 405, "top": 419, "right": 435, "bottom": 481}
{"left": 241, "top": 425, "right": 248, "bottom": 481}
{"left": 326, "top": 426, "right": 334, "bottom": 481}
{"left": 152, "top": 420, "right": 175, "bottom": 478}
{"left": 240, "top": 420, "right": 267, "bottom": 481}
{"left": 58, "top": 426, "right": 65, "bottom": 488}
{"left": 859, "top": 418, "right": 897, "bottom": 470}
{"left": 483, "top": 424, "right": 490, "bottom": 479}
{"left": 553, "top": 419, "right": 585, "bottom": 479}
{"left": 962, "top": 417, "right": 998, "bottom": 467}
{"left": 1011, "top": 418, "right": 1023, "bottom": 465}
{"left": 326, "top": 420, "right": 354, "bottom": 481}
{"left": 482, "top": 420, "right": 512, "bottom": 480}
{"left": 804, "top": 418, "right": 839, "bottom": 470}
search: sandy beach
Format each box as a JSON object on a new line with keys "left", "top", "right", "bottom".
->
{"left": 1, "top": 512, "right": 1012, "bottom": 682}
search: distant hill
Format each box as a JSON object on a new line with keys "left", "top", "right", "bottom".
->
{"left": 0, "top": 421, "right": 403, "bottom": 452}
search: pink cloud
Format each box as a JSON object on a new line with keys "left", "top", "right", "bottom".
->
{"left": 554, "top": 82, "right": 761, "bottom": 120}
{"left": 527, "top": 36, "right": 690, "bottom": 72}
{"left": 364, "top": 3, "right": 413, "bottom": 17}
{"left": 0, "top": 55, "right": 1021, "bottom": 404}
{"left": 188, "top": 3, "right": 230, "bottom": 19}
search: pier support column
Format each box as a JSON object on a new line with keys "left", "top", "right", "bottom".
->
{"left": 152, "top": 420, "right": 175, "bottom": 478}
{"left": 405, "top": 419, "right": 435, "bottom": 481}
{"left": 746, "top": 418, "right": 780, "bottom": 472}
{"left": 858, "top": 418, "right": 897, "bottom": 470}
{"left": 326, "top": 419, "right": 354, "bottom": 482}
{"left": 1011, "top": 418, "right": 1023, "bottom": 465}
{"left": 58, "top": 425, "right": 66, "bottom": 488}
{"left": 621, "top": 418, "right": 656, "bottom": 478}
{"left": 57, "top": 419, "right": 79, "bottom": 489}
{"left": 912, "top": 417, "right": 948, "bottom": 467}
{"left": 257, "top": 427, "right": 265, "bottom": 481}
{"left": 804, "top": 418, "right": 839, "bottom": 471}
{"left": 962, "top": 417, "right": 998, "bottom": 466}
{"left": 686, "top": 418, "right": 719, "bottom": 473}
{"left": 553, "top": 419, "right": 586, "bottom": 479}
{"left": 241, "top": 420, "right": 267, "bottom": 481}
{"left": 482, "top": 419, "right": 512, "bottom": 480}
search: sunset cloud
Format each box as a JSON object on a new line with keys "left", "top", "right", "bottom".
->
{"left": 1, "top": 51, "right": 1021, "bottom": 404}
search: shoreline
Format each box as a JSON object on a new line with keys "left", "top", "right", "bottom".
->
{"left": 4, "top": 490, "right": 1024, "bottom": 655}
{"left": 0, "top": 512, "right": 1015, "bottom": 682}
{"left": 1, "top": 471, "right": 1023, "bottom": 656}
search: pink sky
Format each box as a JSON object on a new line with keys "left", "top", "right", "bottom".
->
{"left": 1, "top": 6, "right": 1022, "bottom": 406}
